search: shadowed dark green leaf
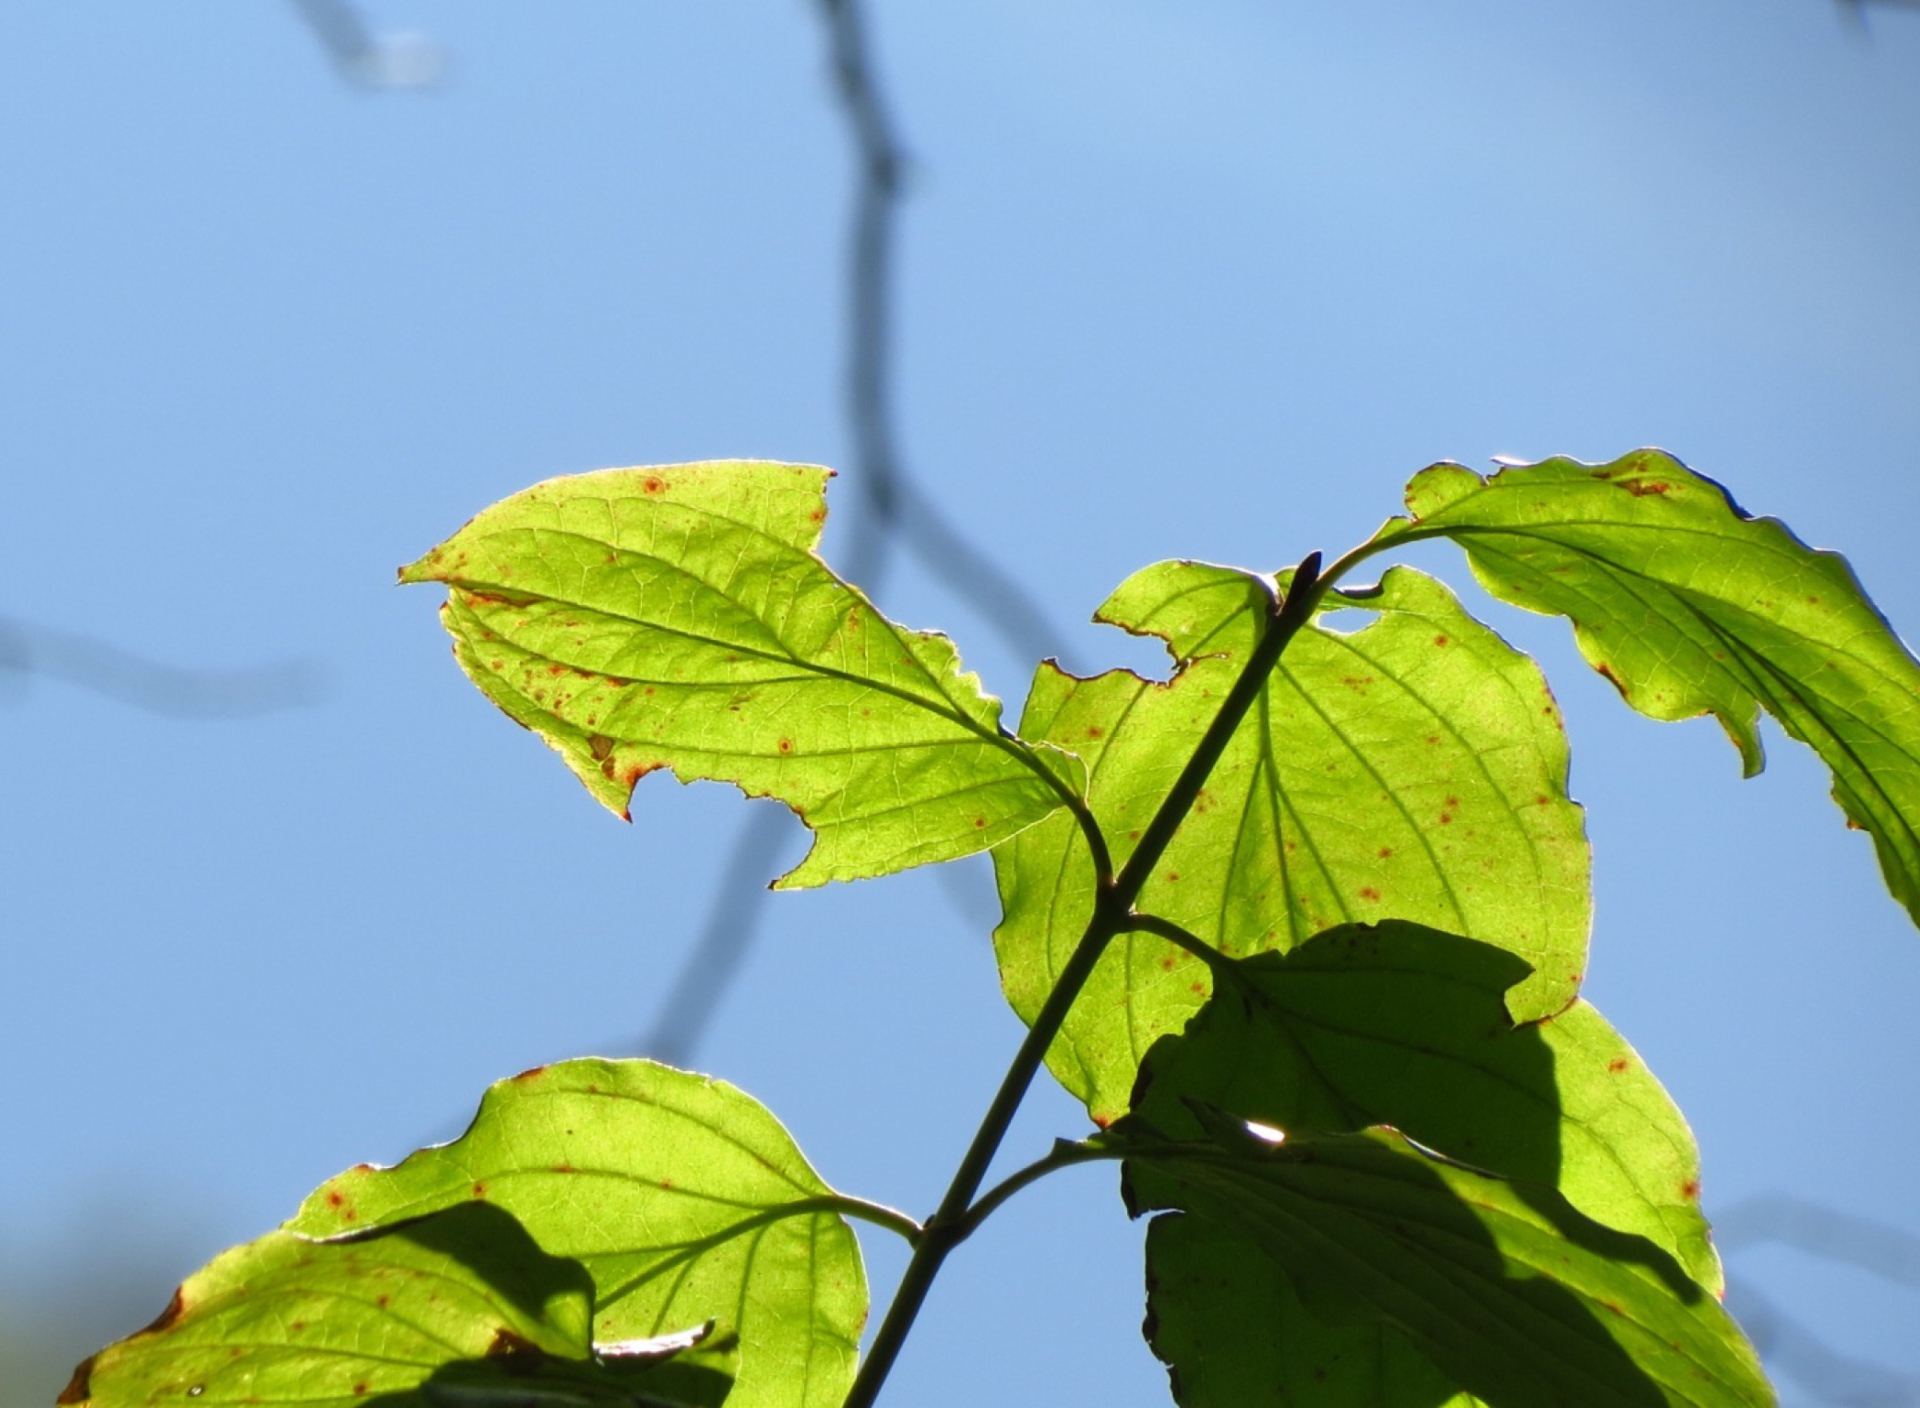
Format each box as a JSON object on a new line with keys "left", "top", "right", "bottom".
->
{"left": 1386, "top": 449, "right": 1920, "bottom": 926}
{"left": 1133, "top": 921, "right": 1719, "bottom": 1291}
{"left": 401, "top": 462, "right": 1079, "bottom": 887}
{"left": 62, "top": 1201, "right": 732, "bottom": 1408}
{"left": 288, "top": 1061, "right": 869, "bottom": 1408}
{"left": 1121, "top": 1125, "right": 1773, "bottom": 1408}
{"left": 994, "top": 562, "right": 1590, "bottom": 1122}
{"left": 1145, "top": 1214, "right": 1480, "bottom": 1408}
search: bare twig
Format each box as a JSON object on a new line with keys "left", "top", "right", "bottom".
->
{"left": 641, "top": 0, "right": 1068, "bottom": 1063}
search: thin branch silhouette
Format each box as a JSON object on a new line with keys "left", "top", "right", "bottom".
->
{"left": 0, "top": 617, "right": 323, "bottom": 718}
{"left": 288, "top": 0, "right": 445, "bottom": 91}
{"left": 642, "top": 0, "right": 1067, "bottom": 1066}
{"left": 1720, "top": 1195, "right": 1920, "bottom": 1407}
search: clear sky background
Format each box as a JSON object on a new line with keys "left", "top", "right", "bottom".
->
{"left": 2, "top": 3, "right": 1917, "bottom": 1405}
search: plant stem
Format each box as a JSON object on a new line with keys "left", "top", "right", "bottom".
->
{"left": 1118, "top": 912, "right": 1249, "bottom": 987}
{"left": 840, "top": 551, "right": 1329, "bottom": 1408}
{"left": 945, "top": 1140, "right": 1120, "bottom": 1243}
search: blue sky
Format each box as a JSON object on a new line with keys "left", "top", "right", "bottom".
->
{"left": 2, "top": 3, "right": 1917, "bottom": 1404}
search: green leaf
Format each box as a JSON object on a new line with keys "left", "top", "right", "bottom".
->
{"left": 1146, "top": 1213, "right": 1481, "bottom": 1408}
{"left": 1121, "top": 1125, "right": 1774, "bottom": 1408}
{"left": 289, "top": 1060, "right": 866, "bottom": 1408}
{"left": 62, "top": 1200, "right": 733, "bottom": 1408}
{"left": 1390, "top": 449, "right": 1920, "bottom": 926}
{"left": 1132, "top": 921, "right": 1720, "bottom": 1292}
{"left": 401, "top": 462, "right": 1077, "bottom": 887}
{"left": 994, "top": 562, "right": 1590, "bottom": 1122}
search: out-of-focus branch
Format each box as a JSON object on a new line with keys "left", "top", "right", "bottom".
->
{"left": 642, "top": 0, "right": 1066, "bottom": 1066}
{"left": 1727, "top": 1282, "right": 1920, "bottom": 1408}
{"left": 1720, "top": 1195, "right": 1920, "bottom": 1407}
{"left": 288, "top": 0, "right": 445, "bottom": 91}
{"left": 0, "top": 617, "right": 323, "bottom": 718}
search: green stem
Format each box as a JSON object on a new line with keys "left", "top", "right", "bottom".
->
{"left": 1118, "top": 913, "right": 1249, "bottom": 989}
{"left": 945, "top": 1140, "right": 1120, "bottom": 1243}
{"left": 827, "top": 1195, "right": 927, "bottom": 1246}
{"left": 840, "top": 551, "right": 1330, "bottom": 1408}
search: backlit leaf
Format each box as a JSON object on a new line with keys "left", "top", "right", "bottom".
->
{"left": 1387, "top": 450, "right": 1920, "bottom": 926}
{"left": 62, "top": 1201, "right": 732, "bottom": 1408}
{"left": 289, "top": 1060, "right": 864, "bottom": 1408}
{"left": 1132, "top": 921, "right": 1720, "bottom": 1291}
{"left": 994, "top": 562, "right": 1589, "bottom": 1122}
{"left": 1145, "top": 1213, "right": 1481, "bottom": 1408}
{"left": 1121, "top": 1125, "right": 1773, "bottom": 1408}
{"left": 401, "top": 462, "right": 1078, "bottom": 887}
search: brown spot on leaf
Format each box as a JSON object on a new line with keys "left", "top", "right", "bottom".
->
{"left": 778, "top": 738, "right": 794, "bottom": 754}
{"left": 353, "top": 1385, "right": 370, "bottom": 1397}
{"left": 1165, "top": 871, "right": 1180, "bottom": 883}
{"left": 472, "top": 1182, "right": 488, "bottom": 1198}
{"left": 1608, "top": 1058, "right": 1629, "bottom": 1073}
{"left": 641, "top": 476, "right": 667, "bottom": 495}
{"left": 1359, "top": 887, "right": 1381, "bottom": 902}
{"left": 1378, "top": 846, "right": 1393, "bottom": 859}
{"left": 1086, "top": 724, "right": 1104, "bottom": 739}
{"left": 1595, "top": 662, "right": 1630, "bottom": 698}
{"left": 328, "top": 1190, "right": 345, "bottom": 1208}
{"left": 1160, "top": 955, "right": 1176, "bottom": 971}
{"left": 1623, "top": 480, "right": 1671, "bottom": 497}
{"left": 513, "top": 1064, "right": 550, "bottom": 1083}
{"left": 1190, "top": 981, "right": 1206, "bottom": 994}
{"left": 1433, "top": 635, "right": 1449, "bottom": 647}
{"left": 973, "top": 816, "right": 987, "bottom": 829}
{"left": 554, "top": 1162, "right": 576, "bottom": 1173}
{"left": 589, "top": 734, "right": 616, "bottom": 762}
{"left": 1680, "top": 1178, "right": 1701, "bottom": 1200}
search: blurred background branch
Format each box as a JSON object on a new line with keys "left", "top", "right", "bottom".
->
{"left": 642, "top": 0, "right": 1066, "bottom": 1067}
{"left": 288, "top": 0, "right": 444, "bottom": 91}
{"left": 0, "top": 617, "right": 322, "bottom": 718}
{"left": 1720, "top": 1195, "right": 1920, "bottom": 1406}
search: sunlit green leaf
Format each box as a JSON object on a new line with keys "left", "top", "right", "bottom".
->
{"left": 994, "top": 562, "right": 1590, "bottom": 1122}
{"left": 1145, "top": 1213, "right": 1481, "bottom": 1408}
{"left": 401, "top": 462, "right": 1078, "bottom": 887}
{"left": 289, "top": 1060, "right": 865, "bottom": 1408}
{"left": 1388, "top": 449, "right": 1920, "bottom": 926}
{"left": 1121, "top": 1125, "right": 1773, "bottom": 1408}
{"left": 1133, "top": 921, "right": 1719, "bottom": 1291}
{"left": 61, "top": 1201, "right": 732, "bottom": 1408}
